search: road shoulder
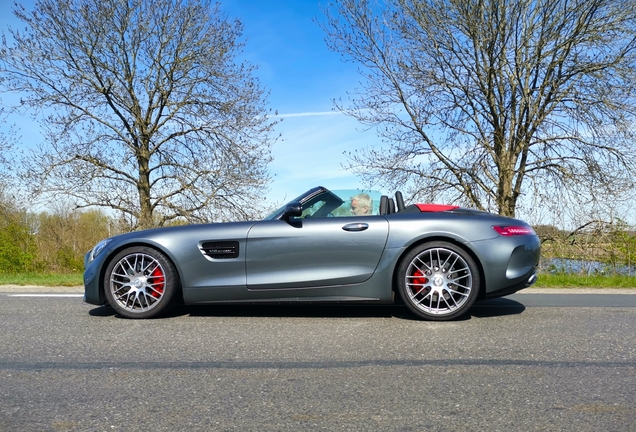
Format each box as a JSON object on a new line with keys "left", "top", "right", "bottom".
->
{"left": 0, "top": 285, "right": 84, "bottom": 293}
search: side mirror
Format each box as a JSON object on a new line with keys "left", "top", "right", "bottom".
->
{"left": 282, "top": 202, "right": 302, "bottom": 221}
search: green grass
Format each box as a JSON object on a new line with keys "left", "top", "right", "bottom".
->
{"left": 0, "top": 273, "right": 84, "bottom": 286}
{"left": 0, "top": 272, "right": 635, "bottom": 289}
{"left": 535, "top": 273, "right": 636, "bottom": 288}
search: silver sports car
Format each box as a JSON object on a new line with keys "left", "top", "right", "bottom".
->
{"left": 83, "top": 186, "right": 540, "bottom": 321}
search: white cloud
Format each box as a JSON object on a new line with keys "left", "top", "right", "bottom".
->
{"left": 274, "top": 111, "right": 342, "bottom": 118}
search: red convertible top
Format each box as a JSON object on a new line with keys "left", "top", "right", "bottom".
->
{"left": 415, "top": 204, "right": 460, "bottom": 212}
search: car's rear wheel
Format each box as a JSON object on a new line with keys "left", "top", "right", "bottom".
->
{"left": 103, "top": 246, "right": 178, "bottom": 319}
{"left": 397, "top": 241, "right": 480, "bottom": 321}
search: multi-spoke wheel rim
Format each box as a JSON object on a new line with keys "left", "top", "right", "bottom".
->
{"left": 405, "top": 247, "right": 473, "bottom": 316}
{"left": 109, "top": 253, "right": 166, "bottom": 314}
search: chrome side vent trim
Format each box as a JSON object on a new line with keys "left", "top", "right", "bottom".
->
{"left": 200, "top": 241, "right": 239, "bottom": 260}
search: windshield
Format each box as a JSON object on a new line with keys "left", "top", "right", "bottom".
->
{"left": 264, "top": 187, "right": 383, "bottom": 220}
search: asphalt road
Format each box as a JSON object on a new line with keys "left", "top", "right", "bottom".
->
{"left": 0, "top": 290, "right": 634, "bottom": 431}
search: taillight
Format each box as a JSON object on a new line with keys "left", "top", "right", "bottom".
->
{"left": 492, "top": 225, "right": 536, "bottom": 236}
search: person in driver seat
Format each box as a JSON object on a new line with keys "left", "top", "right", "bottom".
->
{"left": 350, "top": 193, "right": 373, "bottom": 216}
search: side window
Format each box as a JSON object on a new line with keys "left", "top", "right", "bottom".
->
{"left": 330, "top": 204, "right": 355, "bottom": 217}
{"left": 300, "top": 192, "right": 343, "bottom": 218}
{"left": 301, "top": 201, "right": 328, "bottom": 218}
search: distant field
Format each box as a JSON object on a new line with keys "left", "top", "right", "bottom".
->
{"left": 0, "top": 272, "right": 635, "bottom": 289}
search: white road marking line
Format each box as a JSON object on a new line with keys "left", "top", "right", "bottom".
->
{"left": 7, "top": 294, "right": 84, "bottom": 298}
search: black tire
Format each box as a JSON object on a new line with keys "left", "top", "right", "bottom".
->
{"left": 103, "top": 246, "right": 178, "bottom": 319}
{"left": 397, "top": 241, "right": 480, "bottom": 321}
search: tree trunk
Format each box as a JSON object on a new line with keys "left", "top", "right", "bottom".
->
{"left": 136, "top": 144, "right": 154, "bottom": 230}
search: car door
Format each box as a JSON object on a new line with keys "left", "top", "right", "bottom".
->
{"left": 245, "top": 216, "right": 389, "bottom": 290}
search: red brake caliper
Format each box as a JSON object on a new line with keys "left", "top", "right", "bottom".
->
{"left": 411, "top": 270, "right": 428, "bottom": 294}
{"left": 150, "top": 267, "right": 165, "bottom": 298}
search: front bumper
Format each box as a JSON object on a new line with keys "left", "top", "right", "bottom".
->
{"left": 83, "top": 251, "right": 106, "bottom": 306}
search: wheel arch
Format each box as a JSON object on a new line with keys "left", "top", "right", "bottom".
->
{"left": 391, "top": 235, "right": 487, "bottom": 302}
{"left": 96, "top": 241, "right": 184, "bottom": 305}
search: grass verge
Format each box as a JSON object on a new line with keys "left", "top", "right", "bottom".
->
{"left": 535, "top": 273, "right": 636, "bottom": 288}
{"left": 0, "top": 273, "right": 84, "bottom": 286}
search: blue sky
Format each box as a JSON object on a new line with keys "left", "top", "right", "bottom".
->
{"left": 218, "top": 0, "right": 385, "bottom": 204}
{"left": 0, "top": 0, "right": 384, "bottom": 206}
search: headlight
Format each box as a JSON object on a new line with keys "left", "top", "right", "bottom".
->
{"left": 88, "top": 238, "right": 112, "bottom": 262}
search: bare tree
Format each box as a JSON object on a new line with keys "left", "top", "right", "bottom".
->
{"left": 322, "top": 0, "right": 636, "bottom": 217}
{"left": 0, "top": 108, "right": 16, "bottom": 200}
{"left": 0, "top": 0, "right": 278, "bottom": 229}
{"left": 0, "top": 137, "right": 9, "bottom": 199}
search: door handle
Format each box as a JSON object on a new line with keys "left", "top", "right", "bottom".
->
{"left": 342, "top": 223, "right": 369, "bottom": 232}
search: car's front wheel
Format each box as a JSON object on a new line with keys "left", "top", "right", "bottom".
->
{"left": 397, "top": 241, "right": 480, "bottom": 321}
{"left": 103, "top": 246, "right": 178, "bottom": 319}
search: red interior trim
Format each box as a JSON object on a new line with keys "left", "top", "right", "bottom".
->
{"left": 415, "top": 204, "right": 460, "bottom": 212}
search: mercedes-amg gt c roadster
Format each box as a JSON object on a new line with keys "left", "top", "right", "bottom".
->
{"left": 84, "top": 187, "right": 540, "bottom": 321}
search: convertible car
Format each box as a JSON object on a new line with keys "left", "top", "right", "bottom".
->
{"left": 83, "top": 187, "right": 540, "bottom": 321}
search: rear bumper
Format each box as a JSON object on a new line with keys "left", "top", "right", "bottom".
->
{"left": 483, "top": 267, "right": 539, "bottom": 299}
{"left": 470, "top": 233, "right": 541, "bottom": 298}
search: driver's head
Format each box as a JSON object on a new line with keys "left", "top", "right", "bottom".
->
{"left": 350, "top": 193, "right": 372, "bottom": 216}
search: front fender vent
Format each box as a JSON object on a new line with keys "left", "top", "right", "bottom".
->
{"left": 200, "top": 241, "right": 239, "bottom": 260}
